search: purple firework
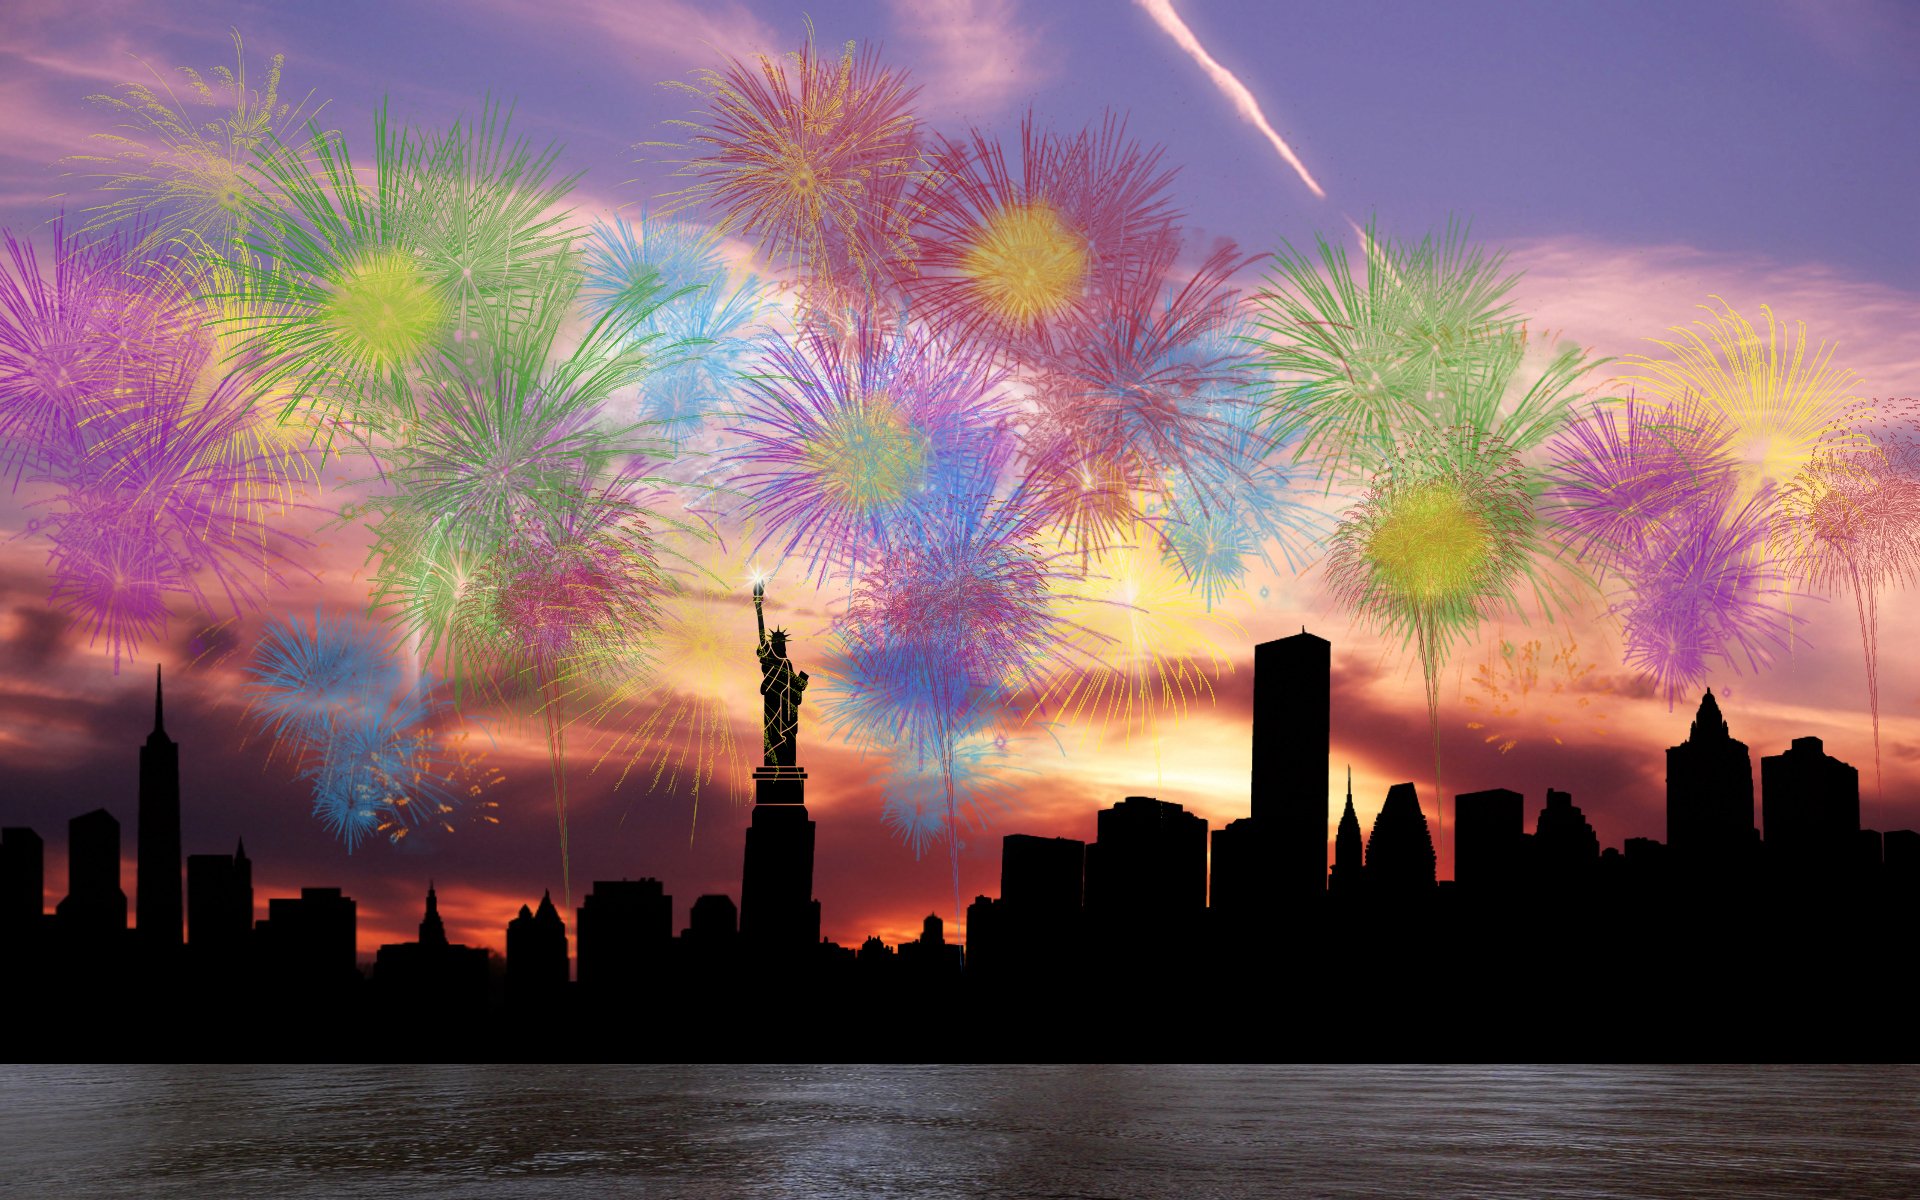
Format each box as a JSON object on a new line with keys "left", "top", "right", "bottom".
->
{"left": 727, "top": 317, "right": 1014, "bottom": 582}
{"left": 0, "top": 220, "right": 194, "bottom": 483}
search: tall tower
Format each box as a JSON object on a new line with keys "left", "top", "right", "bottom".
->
{"left": 137, "top": 666, "right": 182, "bottom": 947}
{"left": 1251, "top": 629, "right": 1332, "bottom": 902}
{"left": 1666, "top": 689, "right": 1755, "bottom": 879}
{"left": 1329, "top": 768, "right": 1364, "bottom": 895}
{"left": 739, "top": 582, "right": 821, "bottom": 954}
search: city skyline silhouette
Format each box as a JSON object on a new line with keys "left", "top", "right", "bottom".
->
{"left": 2, "top": 621, "right": 1912, "bottom": 1057}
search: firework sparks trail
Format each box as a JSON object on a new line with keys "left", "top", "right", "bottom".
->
{"left": 1774, "top": 400, "right": 1920, "bottom": 800}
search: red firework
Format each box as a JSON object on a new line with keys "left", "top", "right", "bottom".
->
{"left": 901, "top": 111, "right": 1180, "bottom": 359}
{"left": 657, "top": 29, "right": 924, "bottom": 302}
{"left": 1021, "top": 234, "right": 1259, "bottom": 555}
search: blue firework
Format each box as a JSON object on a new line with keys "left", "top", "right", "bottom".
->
{"left": 302, "top": 673, "right": 459, "bottom": 852}
{"left": 245, "top": 611, "right": 404, "bottom": 747}
{"left": 582, "top": 215, "right": 770, "bottom": 441}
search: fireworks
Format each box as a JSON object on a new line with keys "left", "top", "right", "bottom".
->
{"left": 1029, "top": 516, "right": 1239, "bottom": 745}
{"left": 904, "top": 111, "right": 1178, "bottom": 356}
{"left": 1774, "top": 403, "right": 1920, "bottom": 798}
{"left": 244, "top": 612, "right": 467, "bottom": 851}
{"left": 223, "top": 99, "right": 579, "bottom": 426}
{"left": 1547, "top": 397, "right": 1796, "bottom": 707}
{"left": 582, "top": 215, "right": 770, "bottom": 441}
{"left": 0, "top": 221, "right": 197, "bottom": 482}
{"left": 727, "top": 318, "right": 1012, "bottom": 581}
{"left": 1625, "top": 298, "right": 1864, "bottom": 509}
{"left": 656, "top": 28, "right": 924, "bottom": 300}
{"left": 1251, "top": 219, "right": 1548, "bottom": 487}
{"left": 1326, "top": 425, "right": 1535, "bottom": 831}
{"left": 65, "top": 30, "right": 318, "bottom": 253}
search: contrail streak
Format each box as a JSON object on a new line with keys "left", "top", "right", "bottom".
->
{"left": 1134, "top": 0, "right": 1326, "bottom": 199}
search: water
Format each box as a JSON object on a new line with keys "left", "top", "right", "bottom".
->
{"left": 2, "top": 1065, "right": 1915, "bottom": 1198}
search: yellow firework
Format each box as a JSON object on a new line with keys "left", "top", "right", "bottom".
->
{"left": 959, "top": 201, "right": 1089, "bottom": 330}
{"left": 800, "top": 390, "right": 930, "bottom": 516}
{"left": 1626, "top": 297, "right": 1866, "bottom": 508}
{"left": 321, "top": 248, "right": 447, "bottom": 375}
{"left": 1029, "top": 516, "right": 1240, "bottom": 743}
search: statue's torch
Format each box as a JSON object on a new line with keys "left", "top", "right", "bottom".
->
{"left": 753, "top": 579, "right": 767, "bottom": 646}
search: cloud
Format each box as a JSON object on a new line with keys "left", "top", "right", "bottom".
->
{"left": 463, "top": 0, "right": 780, "bottom": 70}
{"left": 885, "top": 0, "right": 1051, "bottom": 116}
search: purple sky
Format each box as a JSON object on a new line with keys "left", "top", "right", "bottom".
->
{"left": 2, "top": 0, "right": 1917, "bottom": 955}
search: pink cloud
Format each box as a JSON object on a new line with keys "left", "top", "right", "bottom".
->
{"left": 885, "top": 0, "right": 1052, "bottom": 116}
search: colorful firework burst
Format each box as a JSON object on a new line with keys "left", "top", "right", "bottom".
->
{"left": 655, "top": 27, "right": 924, "bottom": 301}
{"left": 818, "top": 466, "right": 1070, "bottom": 923}
{"left": 1252, "top": 219, "right": 1585, "bottom": 488}
{"left": 904, "top": 111, "right": 1178, "bottom": 357}
{"left": 33, "top": 348, "right": 314, "bottom": 669}
{"left": 1460, "top": 632, "right": 1612, "bottom": 753}
{"left": 726, "top": 317, "right": 1012, "bottom": 582}
{"left": 1325, "top": 424, "right": 1537, "bottom": 851}
{"left": 65, "top": 29, "right": 319, "bottom": 254}
{"left": 1625, "top": 297, "right": 1865, "bottom": 510}
{"left": 0, "top": 221, "right": 198, "bottom": 483}
{"left": 581, "top": 214, "right": 771, "bottom": 442}
{"left": 220, "top": 98, "right": 579, "bottom": 426}
{"left": 1773, "top": 401, "right": 1920, "bottom": 798}
{"left": 1547, "top": 396, "right": 1795, "bottom": 707}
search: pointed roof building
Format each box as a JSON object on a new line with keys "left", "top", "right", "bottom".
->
{"left": 1330, "top": 768, "right": 1365, "bottom": 895}
{"left": 1366, "top": 782, "right": 1436, "bottom": 893}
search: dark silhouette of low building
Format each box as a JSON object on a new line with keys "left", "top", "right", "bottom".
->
{"left": 576, "top": 878, "right": 672, "bottom": 996}
{"left": 1085, "top": 796, "right": 1207, "bottom": 933}
{"left": 1666, "top": 689, "right": 1756, "bottom": 878}
{"left": 1, "top": 826, "right": 43, "bottom": 933}
{"left": 1329, "top": 770, "right": 1364, "bottom": 896}
{"left": 256, "top": 887, "right": 357, "bottom": 992}
{"left": 684, "top": 894, "right": 737, "bottom": 944}
{"left": 375, "top": 884, "right": 488, "bottom": 1007}
{"left": 1208, "top": 818, "right": 1261, "bottom": 917}
{"left": 56, "top": 809, "right": 126, "bottom": 941}
{"left": 1532, "top": 788, "right": 1599, "bottom": 889}
{"left": 1884, "top": 829, "right": 1920, "bottom": 891}
{"left": 1762, "top": 736, "right": 1860, "bottom": 886}
{"left": 1455, "top": 787, "right": 1525, "bottom": 893}
{"left": 506, "top": 890, "right": 569, "bottom": 1007}
{"left": 186, "top": 839, "right": 252, "bottom": 961}
{"left": 136, "top": 667, "right": 182, "bottom": 950}
{"left": 1365, "top": 783, "right": 1435, "bottom": 894}
{"left": 897, "top": 912, "right": 963, "bottom": 978}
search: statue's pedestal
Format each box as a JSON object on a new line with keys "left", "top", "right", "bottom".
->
{"left": 752, "top": 764, "right": 808, "bottom": 806}
{"left": 741, "top": 764, "right": 819, "bottom": 953}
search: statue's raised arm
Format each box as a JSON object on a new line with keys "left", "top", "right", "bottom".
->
{"left": 753, "top": 580, "right": 768, "bottom": 649}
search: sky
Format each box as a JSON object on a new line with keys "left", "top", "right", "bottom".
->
{"left": 1, "top": 0, "right": 1917, "bottom": 958}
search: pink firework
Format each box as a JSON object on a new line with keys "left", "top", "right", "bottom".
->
{"left": 1023, "top": 234, "right": 1260, "bottom": 555}
{"left": 727, "top": 317, "right": 1014, "bottom": 582}
{"left": 901, "top": 111, "right": 1180, "bottom": 360}
{"left": 1774, "top": 399, "right": 1920, "bottom": 800}
{"left": 658, "top": 30, "right": 925, "bottom": 301}
{"left": 36, "top": 347, "right": 313, "bottom": 668}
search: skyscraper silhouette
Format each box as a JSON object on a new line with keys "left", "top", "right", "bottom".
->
{"left": 576, "top": 878, "right": 672, "bottom": 995}
{"left": 506, "top": 889, "right": 571, "bottom": 1008}
{"left": 1251, "top": 631, "right": 1331, "bottom": 904}
{"left": 185, "top": 839, "right": 252, "bottom": 958}
{"left": 1365, "top": 783, "right": 1436, "bottom": 894}
{"left": 1329, "top": 769, "right": 1364, "bottom": 895}
{"left": 1532, "top": 788, "right": 1599, "bottom": 890}
{"left": 1085, "top": 796, "right": 1207, "bottom": 929}
{"left": 1455, "top": 787, "right": 1524, "bottom": 893}
{"left": 1666, "top": 689, "right": 1756, "bottom": 877}
{"left": 56, "top": 809, "right": 125, "bottom": 939}
{"left": 137, "top": 667, "right": 181, "bottom": 948}
{"left": 1762, "top": 736, "right": 1860, "bottom": 885}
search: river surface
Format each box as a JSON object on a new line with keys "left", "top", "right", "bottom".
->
{"left": 2, "top": 1064, "right": 1915, "bottom": 1198}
